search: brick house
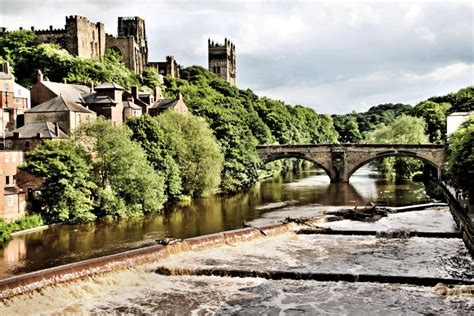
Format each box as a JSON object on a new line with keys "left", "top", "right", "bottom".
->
{"left": 0, "top": 150, "right": 26, "bottom": 220}
{"left": 149, "top": 92, "right": 188, "bottom": 116}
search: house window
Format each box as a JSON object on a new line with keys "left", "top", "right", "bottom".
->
{"left": 7, "top": 196, "right": 14, "bottom": 207}
{"left": 25, "top": 141, "right": 30, "bottom": 149}
{"left": 5, "top": 176, "right": 9, "bottom": 185}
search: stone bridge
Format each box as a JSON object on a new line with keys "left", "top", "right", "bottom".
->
{"left": 257, "top": 144, "right": 447, "bottom": 183}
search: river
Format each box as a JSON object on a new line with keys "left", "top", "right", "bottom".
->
{"left": 0, "top": 166, "right": 433, "bottom": 279}
{"left": 1, "top": 166, "right": 473, "bottom": 314}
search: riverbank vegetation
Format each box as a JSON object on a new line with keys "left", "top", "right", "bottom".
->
{"left": 446, "top": 115, "right": 474, "bottom": 196}
{"left": 22, "top": 115, "right": 222, "bottom": 224}
{"left": 0, "top": 214, "right": 44, "bottom": 242}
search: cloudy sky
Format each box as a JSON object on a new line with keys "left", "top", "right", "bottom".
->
{"left": 1, "top": 0, "right": 472, "bottom": 113}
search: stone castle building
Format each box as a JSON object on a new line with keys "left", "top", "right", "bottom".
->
{"left": 148, "top": 55, "right": 180, "bottom": 79}
{"left": 106, "top": 16, "right": 148, "bottom": 74}
{"left": 1, "top": 16, "right": 150, "bottom": 74}
{"left": 23, "top": 16, "right": 105, "bottom": 59}
{"left": 1, "top": 15, "right": 185, "bottom": 78}
{"left": 208, "top": 38, "right": 236, "bottom": 86}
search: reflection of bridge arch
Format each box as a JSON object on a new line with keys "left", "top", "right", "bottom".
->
{"left": 262, "top": 152, "right": 333, "bottom": 180}
{"left": 257, "top": 144, "right": 447, "bottom": 183}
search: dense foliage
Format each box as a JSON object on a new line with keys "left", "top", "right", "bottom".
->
{"left": 23, "top": 141, "right": 97, "bottom": 222}
{"left": 23, "top": 119, "right": 167, "bottom": 223}
{"left": 446, "top": 115, "right": 474, "bottom": 194}
{"left": 127, "top": 112, "right": 224, "bottom": 198}
{"left": 333, "top": 103, "right": 413, "bottom": 143}
{"left": 0, "top": 214, "right": 44, "bottom": 243}
{"left": 166, "top": 66, "right": 338, "bottom": 192}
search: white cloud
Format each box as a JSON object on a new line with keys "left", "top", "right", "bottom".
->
{"left": 257, "top": 63, "right": 474, "bottom": 114}
{"left": 416, "top": 26, "right": 437, "bottom": 44}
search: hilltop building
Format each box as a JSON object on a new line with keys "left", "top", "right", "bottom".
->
{"left": 106, "top": 16, "right": 148, "bottom": 74}
{"left": 148, "top": 56, "right": 181, "bottom": 79}
{"left": 0, "top": 16, "right": 148, "bottom": 74}
{"left": 208, "top": 38, "right": 236, "bottom": 86}
{"left": 149, "top": 92, "right": 187, "bottom": 116}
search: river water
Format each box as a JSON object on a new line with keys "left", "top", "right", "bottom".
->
{"left": 0, "top": 167, "right": 430, "bottom": 279}
{"left": 1, "top": 166, "right": 473, "bottom": 314}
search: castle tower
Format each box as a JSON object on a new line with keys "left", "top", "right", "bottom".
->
{"left": 208, "top": 38, "right": 236, "bottom": 86}
{"left": 64, "top": 15, "right": 105, "bottom": 59}
{"left": 116, "top": 17, "right": 148, "bottom": 73}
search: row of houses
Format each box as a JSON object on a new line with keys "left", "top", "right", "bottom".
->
{"left": 0, "top": 61, "right": 188, "bottom": 220}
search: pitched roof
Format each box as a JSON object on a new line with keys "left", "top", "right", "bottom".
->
{"left": 123, "top": 100, "right": 142, "bottom": 110}
{"left": 82, "top": 92, "right": 117, "bottom": 105}
{"left": 41, "top": 81, "right": 90, "bottom": 103}
{"left": 150, "top": 99, "right": 179, "bottom": 110}
{"left": 6, "top": 122, "right": 68, "bottom": 139}
{"left": 27, "top": 95, "right": 94, "bottom": 114}
{"left": 95, "top": 82, "right": 125, "bottom": 90}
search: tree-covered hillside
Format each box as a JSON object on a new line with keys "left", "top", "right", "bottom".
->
{"left": 164, "top": 66, "right": 338, "bottom": 192}
{"left": 0, "top": 30, "right": 338, "bottom": 193}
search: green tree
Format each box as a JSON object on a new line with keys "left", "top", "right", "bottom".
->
{"left": 156, "top": 111, "right": 224, "bottom": 197}
{"left": 365, "top": 115, "right": 429, "bottom": 179}
{"left": 412, "top": 100, "right": 451, "bottom": 143}
{"left": 447, "top": 115, "right": 474, "bottom": 195}
{"left": 78, "top": 118, "right": 166, "bottom": 217}
{"left": 22, "top": 140, "right": 96, "bottom": 223}
{"left": 127, "top": 114, "right": 183, "bottom": 199}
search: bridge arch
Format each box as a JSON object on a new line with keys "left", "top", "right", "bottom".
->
{"left": 347, "top": 150, "right": 441, "bottom": 180}
{"left": 262, "top": 152, "right": 333, "bottom": 180}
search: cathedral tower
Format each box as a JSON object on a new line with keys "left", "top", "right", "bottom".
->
{"left": 208, "top": 38, "right": 236, "bottom": 86}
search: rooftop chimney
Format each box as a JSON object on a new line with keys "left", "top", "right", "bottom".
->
{"left": 154, "top": 87, "right": 163, "bottom": 100}
{"left": 177, "top": 92, "right": 183, "bottom": 100}
{"left": 131, "top": 86, "right": 138, "bottom": 99}
{"left": 36, "top": 69, "right": 43, "bottom": 83}
{"left": 1, "top": 61, "right": 10, "bottom": 74}
{"left": 90, "top": 81, "right": 94, "bottom": 93}
{"left": 62, "top": 78, "right": 67, "bottom": 84}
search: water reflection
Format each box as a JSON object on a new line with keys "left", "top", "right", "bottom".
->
{"left": 0, "top": 166, "right": 430, "bottom": 279}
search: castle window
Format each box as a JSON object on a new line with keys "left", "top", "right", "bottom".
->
{"left": 217, "top": 66, "right": 221, "bottom": 74}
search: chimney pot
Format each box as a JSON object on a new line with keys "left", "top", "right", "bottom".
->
{"left": 36, "top": 69, "right": 43, "bottom": 83}
{"left": 131, "top": 86, "right": 138, "bottom": 99}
